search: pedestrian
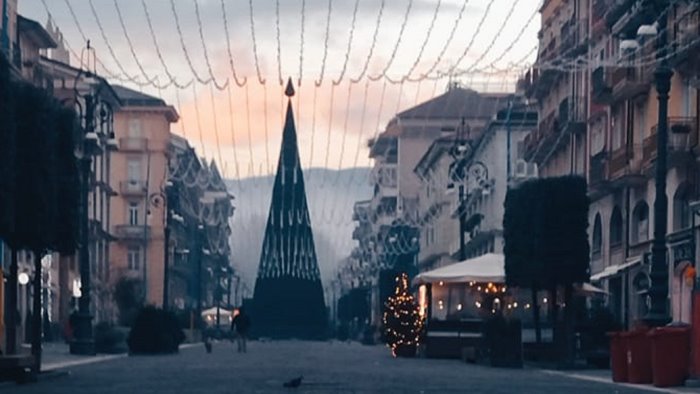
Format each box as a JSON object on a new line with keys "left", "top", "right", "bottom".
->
{"left": 231, "top": 307, "right": 251, "bottom": 353}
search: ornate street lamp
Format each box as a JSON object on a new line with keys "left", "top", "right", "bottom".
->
{"left": 629, "top": 3, "right": 672, "bottom": 327}
{"left": 69, "top": 42, "right": 116, "bottom": 355}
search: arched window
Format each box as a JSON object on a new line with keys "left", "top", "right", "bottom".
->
{"left": 673, "top": 183, "right": 693, "bottom": 231}
{"left": 610, "top": 206, "right": 623, "bottom": 247}
{"left": 592, "top": 214, "right": 602, "bottom": 256}
{"left": 632, "top": 201, "right": 649, "bottom": 244}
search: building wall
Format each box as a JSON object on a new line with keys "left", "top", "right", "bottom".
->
{"left": 111, "top": 109, "right": 172, "bottom": 307}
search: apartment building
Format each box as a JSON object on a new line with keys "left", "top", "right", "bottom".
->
{"left": 357, "top": 86, "right": 506, "bottom": 324}
{"left": 109, "top": 85, "right": 179, "bottom": 309}
{"left": 168, "top": 135, "right": 235, "bottom": 313}
{"left": 586, "top": 0, "right": 700, "bottom": 326}
{"left": 524, "top": 0, "right": 589, "bottom": 177}
{"left": 523, "top": 0, "right": 700, "bottom": 326}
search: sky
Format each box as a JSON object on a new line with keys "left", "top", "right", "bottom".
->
{"left": 18, "top": 0, "right": 541, "bottom": 179}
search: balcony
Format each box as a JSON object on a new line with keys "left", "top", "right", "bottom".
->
{"left": 672, "top": 5, "right": 700, "bottom": 71}
{"left": 115, "top": 225, "right": 150, "bottom": 240}
{"left": 560, "top": 17, "right": 588, "bottom": 58}
{"left": 643, "top": 117, "right": 698, "bottom": 167}
{"left": 592, "top": 66, "right": 613, "bottom": 104}
{"left": 119, "top": 137, "right": 148, "bottom": 152}
{"left": 611, "top": 66, "right": 651, "bottom": 102}
{"left": 120, "top": 180, "right": 148, "bottom": 196}
{"left": 608, "top": 145, "right": 645, "bottom": 187}
{"left": 607, "top": 0, "right": 659, "bottom": 37}
{"left": 558, "top": 96, "right": 586, "bottom": 134}
{"left": 592, "top": 0, "right": 612, "bottom": 38}
{"left": 523, "top": 110, "right": 558, "bottom": 163}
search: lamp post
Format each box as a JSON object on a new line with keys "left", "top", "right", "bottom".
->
{"left": 157, "top": 181, "right": 182, "bottom": 310}
{"left": 68, "top": 57, "right": 116, "bottom": 354}
{"left": 643, "top": 4, "right": 672, "bottom": 327}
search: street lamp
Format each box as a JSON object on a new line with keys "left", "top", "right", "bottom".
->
{"left": 68, "top": 44, "right": 114, "bottom": 355}
{"left": 625, "top": 5, "right": 673, "bottom": 327}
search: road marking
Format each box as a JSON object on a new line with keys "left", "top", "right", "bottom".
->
{"left": 541, "top": 370, "right": 690, "bottom": 394}
{"left": 42, "top": 343, "right": 201, "bottom": 371}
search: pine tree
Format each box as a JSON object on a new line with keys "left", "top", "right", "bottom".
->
{"left": 383, "top": 273, "right": 423, "bottom": 357}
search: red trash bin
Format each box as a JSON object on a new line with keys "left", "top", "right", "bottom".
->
{"left": 648, "top": 326, "right": 691, "bottom": 387}
{"left": 624, "top": 329, "right": 653, "bottom": 384}
{"left": 608, "top": 332, "right": 628, "bottom": 382}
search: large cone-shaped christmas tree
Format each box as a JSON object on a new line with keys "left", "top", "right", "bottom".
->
{"left": 252, "top": 79, "right": 327, "bottom": 339}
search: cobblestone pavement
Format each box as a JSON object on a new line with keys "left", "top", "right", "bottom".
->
{"left": 6, "top": 340, "right": 692, "bottom": 393}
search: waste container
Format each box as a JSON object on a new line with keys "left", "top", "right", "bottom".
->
{"left": 623, "top": 329, "right": 652, "bottom": 384}
{"left": 648, "top": 326, "right": 691, "bottom": 387}
{"left": 608, "top": 332, "right": 628, "bottom": 382}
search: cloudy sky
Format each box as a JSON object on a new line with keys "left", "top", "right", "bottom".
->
{"left": 19, "top": 0, "right": 541, "bottom": 178}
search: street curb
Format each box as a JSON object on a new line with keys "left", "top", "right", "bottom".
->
{"left": 541, "top": 370, "right": 691, "bottom": 394}
{"left": 42, "top": 343, "right": 199, "bottom": 371}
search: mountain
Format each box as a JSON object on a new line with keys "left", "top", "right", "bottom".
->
{"left": 226, "top": 167, "right": 372, "bottom": 291}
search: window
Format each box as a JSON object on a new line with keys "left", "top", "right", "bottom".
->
{"left": 127, "top": 246, "right": 141, "bottom": 271}
{"left": 636, "top": 103, "right": 646, "bottom": 138}
{"left": 682, "top": 79, "right": 692, "bottom": 117}
{"left": 632, "top": 201, "right": 649, "bottom": 244}
{"left": 128, "top": 118, "right": 142, "bottom": 138}
{"left": 673, "top": 183, "right": 692, "bottom": 231}
{"left": 127, "top": 159, "right": 142, "bottom": 183}
{"left": 128, "top": 202, "right": 140, "bottom": 226}
{"left": 612, "top": 106, "right": 624, "bottom": 150}
{"left": 592, "top": 214, "right": 602, "bottom": 256}
{"left": 610, "top": 206, "right": 623, "bottom": 247}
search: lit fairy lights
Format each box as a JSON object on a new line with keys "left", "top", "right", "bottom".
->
{"left": 383, "top": 273, "right": 424, "bottom": 357}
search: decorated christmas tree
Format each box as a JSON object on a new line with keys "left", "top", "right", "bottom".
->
{"left": 383, "top": 273, "right": 423, "bottom": 357}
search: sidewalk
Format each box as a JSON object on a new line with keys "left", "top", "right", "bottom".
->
{"left": 541, "top": 368, "right": 700, "bottom": 394}
{"left": 19, "top": 341, "right": 200, "bottom": 371}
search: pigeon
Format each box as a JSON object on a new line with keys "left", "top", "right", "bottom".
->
{"left": 204, "top": 340, "right": 212, "bottom": 353}
{"left": 283, "top": 376, "right": 303, "bottom": 388}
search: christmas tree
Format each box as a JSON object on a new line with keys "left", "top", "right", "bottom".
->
{"left": 383, "top": 273, "right": 423, "bottom": 357}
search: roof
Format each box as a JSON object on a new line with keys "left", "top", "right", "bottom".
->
{"left": 112, "top": 85, "right": 179, "bottom": 122}
{"left": 112, "top": 85, "right": 166, "bottom": 106}
{"left": 18, "top": 15, "right": 57, "bottom": 49}
{"left": 397, "top": 87, "right": 509, "bottom": 120}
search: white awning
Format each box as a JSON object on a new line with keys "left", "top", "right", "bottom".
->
{"left": 576, "top": 282, "right": 609, "bottom": 295}
{"left": 590, "top": 259, "right": 642, "bottom": 281}
{"left": 413, "top": 253, "right": 505, "bottom": 285}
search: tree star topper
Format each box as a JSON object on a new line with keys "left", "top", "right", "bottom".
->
{"left": 285, "top": 77, "right": 295, "bottom": 97}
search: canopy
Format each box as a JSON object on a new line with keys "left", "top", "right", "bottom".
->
{"left": 413, "top": 253, "right": 505, "bottom": 285}
{"left": 413, "top": 253, "right": 608, "bottom": 297}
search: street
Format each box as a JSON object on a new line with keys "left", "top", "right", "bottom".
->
{"left": 6, "top": 341, "right": 680, "bottom": 394}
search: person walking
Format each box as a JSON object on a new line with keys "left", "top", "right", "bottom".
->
{"left": 231, "top": 307, "right": 251, "bottom": 353}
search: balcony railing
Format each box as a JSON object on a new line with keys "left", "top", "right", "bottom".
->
{"left": 607, "top": 0, "right": 653, "bottom": 36}
{"left": 115, "top": 225, "right": 150, "bottom": 240}
{"left": 643, "top": 117, "right": 698, "bottom": 163}
{"left": 608, "top": 145, "right": 644, "bottom": 186}
{"left": 558, "top": 96, "right": 586, "bottom": 134}
{"left": 611, "top": 66, "right": 652, "bottom": 101}
{"left": 120, "top": 180, "right": 148, "bottom": 196}
{"left": 119, "top": 137, "right": 148, "bottom": 152}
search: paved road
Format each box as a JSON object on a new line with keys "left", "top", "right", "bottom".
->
{"left": 8, "top": 340, "right": 680, "bottom": 393}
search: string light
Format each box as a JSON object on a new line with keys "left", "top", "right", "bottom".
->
{"left": 383, "top": 273, "right": 424, "bottom": 357}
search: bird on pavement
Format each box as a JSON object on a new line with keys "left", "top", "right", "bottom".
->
{"left": 283, "top": 376, "right": 303, "bottom": 388}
